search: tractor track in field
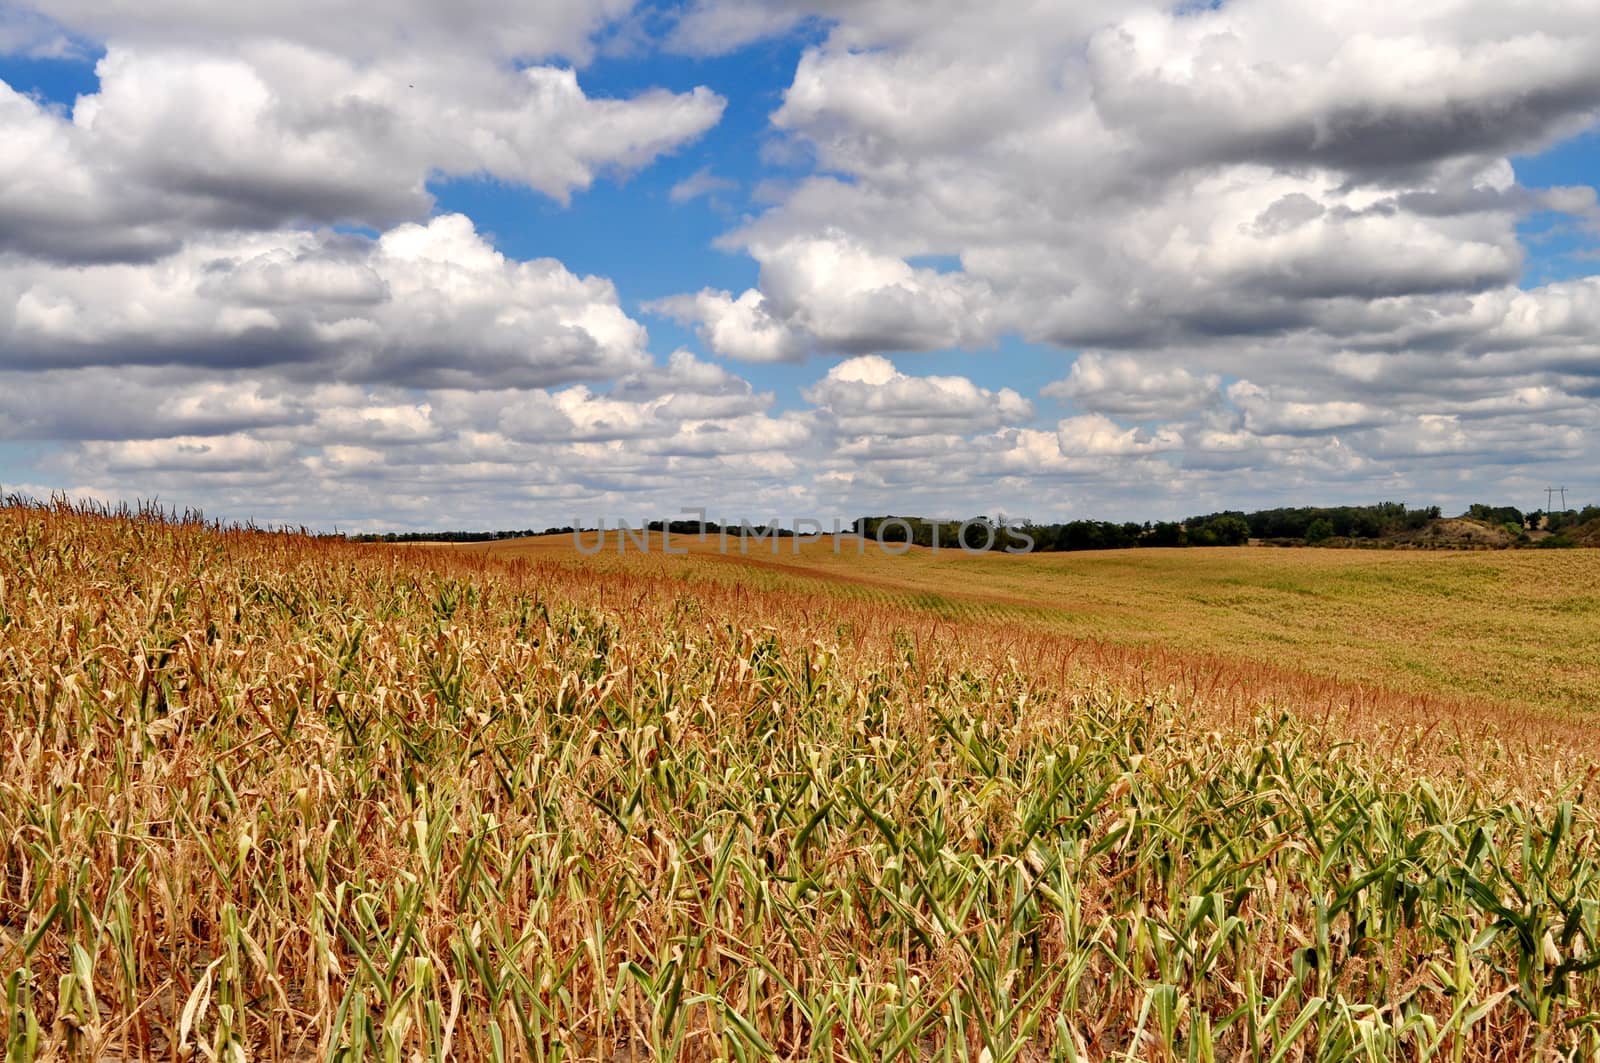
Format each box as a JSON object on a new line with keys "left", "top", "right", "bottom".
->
{"left": 463, "top": 534, "right": 1079, "bottom": 615}
{"left": 689, "top": 546, "right": 1067, "bottom": 614}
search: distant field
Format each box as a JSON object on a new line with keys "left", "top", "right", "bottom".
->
{"left": 461, "top": 534, "right": 1600, "bottom": 715}
{"left": 5, "top": 506, "right": 1600, "bottom": 1061}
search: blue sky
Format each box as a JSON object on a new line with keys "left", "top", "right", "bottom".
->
{"left": 1, "top": 1, "right": 1598, "bottom": 529}
{"left": 1515, "top": 131, "right": 1600, "bottom": 286}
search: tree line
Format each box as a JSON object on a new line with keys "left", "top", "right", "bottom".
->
{"left": 348, "top": 520, "right": 799, "bottom": 544}
{"left": 856, "top": 500, "right": 1597, "bottom": 553}
{"left": 857, "top": 503, "right": 1439, "bottom": 552}
{"left": 346, "top": 500, "right": 1597, "bottom": 551}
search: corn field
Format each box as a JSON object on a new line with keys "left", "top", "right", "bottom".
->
{"left": 3, "top": 502, "right": 1600, "bottom": 1060}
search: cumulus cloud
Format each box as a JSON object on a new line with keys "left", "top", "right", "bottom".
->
{"left": 20, "top": 355, "right": 823, "bottom": 529}
{"left": 1044, "top": 354, "right": 1220, "bottom": 419}
{"left": 805, "top": 354, "right": 1031, "bottom": 437}
{"left": 613, "top": 348, "right": 756, "bottom": 400}
{"left": 0, "top": 81, "right": 182, "bottom": 263}
{"left": 657, "top": 231, "right": 996, "bottom": 358}
{"left": 1226, "top": 381, "right": 1390, "bottom": 435}
{"left": 0, "top": 214, "right": 652, "bottom": 388}
{"left": 1355, "top": 415, "right": 1587, "bottom": 462}
{"left": 665, "top": 1, "right": 1600, "bottom": 362}
{"left": 647, "top": 289, "right": 805, "bottom": 363}
{"left": 1056, "top": 414, "right": 1184, "bottom": 458}
{"left": 494, "top": 352, "right": 789, "bottom": 450}
{"left": 1085, "top": 4, "right": 1600, "bottom": 177}
{"left": 633, "top": 0, "right": 1600, "bottom": 516}
{"left": 0, "top": 48, "right": 723, "bottom": 262}
{"left": 0, "top": 371, "right": 310, "bottom": 440}
{"left": 308, "top": 397, "right": 445, "bottom": 446}
{"left": 665, "top": 0, "right": 813, "bottom": 56}
{"left": 754, "top": 231, "right": 996, "bottom": 353}
{"left": 0, "top": 5, "right": 77, "bottom": 56}
{"left": 15, "top": 0, "right": 635, "bottom": 67}
{"left": 7, "top": 0, "right": 1600, "bottom": 524}
{"left": 498, "top": 388, "right": 668, "bottom": 444}
{"left": 80, "top": 433, "right": 297, "bottom": 475}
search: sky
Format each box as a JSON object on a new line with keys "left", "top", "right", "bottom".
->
{"left": 1, "top": 0, "right": 1598, "bottom": 531}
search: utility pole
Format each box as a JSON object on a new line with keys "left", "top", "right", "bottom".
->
{"left": 1546, "top": 486, "right": 1569, "bottom": 512}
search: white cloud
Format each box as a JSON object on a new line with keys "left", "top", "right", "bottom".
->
{"left": 658, "top": 230, "right": 997, "bottom": 358}
{"left": 805, "top": 354, "right": 1031, "bottom": 437}
{"left": 753, "top": 231, "right": 995, "bottom": 353}
{"left": 7, "top": 0, "right": 1600, "bottom": 524}
{"left": 81, "top": 433, "right": 296, "bottom": 474}
{"left": 614, "top": 348, "right": 757, "bottom": 400}
{"left": 0, "top": 370, "right": 310, "bottom": 440}
{"left": 499, "top": 387, "right": 667, "bottom": 444}
{"left": 673, "top": 0, "right": 1600, "bottom": 363}
{"left": 0, "top": 214, "right": 652, "bottom": 388}
{"left": 1044, "top": 354, "right": 1220, "bottom": 418}
{"left": 15, "top": 0, "right": 636, "bottom": 66}
{"left": 1227, "top": 381, "right": 1389, "bottom": 435}
{"left": 1086, "top": 3, "right": 1600, "bottom": 175}
{"left": 665, "top": 0, "right": 812, "bottom": 56}
{"left": 310, "top": 399, "right": 444, "bottom": 446}
{"left": 0, "top": 5, "right": 77, "bottom": 57}
{"left": 0, "top": 47, "right": 724, "bottom": 261}
{"left": 648, "top": 411, "right": 814, "bottom": 458}
{"left": 648, "top": 288, "right": 805, "bottom": 363}
{"left": 633, "top": 0, "right": 1600, "bottom": 517}
{"left": 669, "top": 167, "right": 739, "bottom": 204}
{"left": 497, "top": 352, "right": 783, "bottom": 446}
{"left": 1056, "top": 414, "right": 1184, "bottom": 458}
{"left": 1356, "top": 415, "right": 1587, "bottom": 462}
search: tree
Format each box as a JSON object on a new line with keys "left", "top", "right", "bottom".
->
{"left": 1145, "top": 522, "right": 1183, "bottom": 547}
{"left": 1210, "top": 515, "right": 1251, "bottom": 545}
{"left": 1468, "top": 504, "right": 1523, "bottom": 527}
{"left": 1305, "top": 519, "right": 1335, "bottom": 544}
